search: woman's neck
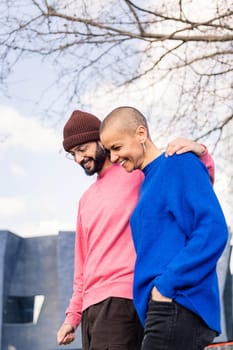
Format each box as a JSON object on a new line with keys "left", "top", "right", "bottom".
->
{"left": 141, "top": 142, "right": 163, "bottom": 169}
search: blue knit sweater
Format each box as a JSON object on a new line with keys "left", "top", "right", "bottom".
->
{"left": 130, "top": 152, "right": 228, "bottom": 334}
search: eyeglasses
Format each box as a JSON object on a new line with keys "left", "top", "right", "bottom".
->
{"left": 65, "top": 144, "right": 89, "bottom": 161}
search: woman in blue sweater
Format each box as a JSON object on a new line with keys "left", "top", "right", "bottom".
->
{"left": 100, "top": 106, "right": 228, "bottom": 350}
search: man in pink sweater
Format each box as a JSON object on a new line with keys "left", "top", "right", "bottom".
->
{"left": 57, "top": 110, "right": 214, "bottom": 350}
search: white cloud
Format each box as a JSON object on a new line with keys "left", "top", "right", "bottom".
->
{"left": 61, "top": 0, "right": 114, "bottom": 17}
{"left": 10, "top": 161, "right": 27, "bottom": 177}
{"left": 10, "top": 219, "right": 75, "bottom": 238}
{"left": 0, "top": 106, "right": 61, "bottom": 152}
{"left": 32, "top": 219, "right": 74, "bottom": 236}
{"left": 0, "top": 196, "right": 26, "bottom": 216}
{"left": 0, "top": 193, "right": 75, "bottom": 237}
{"left": 181, "top": 0, "right": 217, "bottom": 22}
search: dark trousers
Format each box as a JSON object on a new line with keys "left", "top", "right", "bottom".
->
{"left": 142, "top": 300, "right": 216, "bottom": 350}
{"left": 81, "top": 297, "right": 144, "bottom": 350}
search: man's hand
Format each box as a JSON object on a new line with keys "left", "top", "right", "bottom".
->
{"left": 57, "top": 323, "right": 75, "bottom": 345}
{"left": 165, "top": 137, "right": 205, "bottom": 157}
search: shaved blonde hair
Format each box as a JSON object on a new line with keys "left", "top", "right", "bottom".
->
{"left": 100, "top": 106, "right": 151, "bottom": 138}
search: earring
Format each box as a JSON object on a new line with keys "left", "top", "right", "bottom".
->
{"left": 141, "top": 142, "right": 146, "bottom": 153}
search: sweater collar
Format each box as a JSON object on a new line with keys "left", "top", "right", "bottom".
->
{"left": 143, "top": 152, "right": 165, "bottom": 176}
{"left": 97, "top": 163, "right": 119, "bottom": 179}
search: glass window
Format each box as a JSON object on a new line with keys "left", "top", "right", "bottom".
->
{"left": 3, "top": 295, "right": 44, "bottom": 324}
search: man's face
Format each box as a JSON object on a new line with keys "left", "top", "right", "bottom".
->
{"left": 68, "top": 141, "right": 107, "bottom": 175}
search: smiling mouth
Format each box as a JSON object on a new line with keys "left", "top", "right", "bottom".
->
{"left": 119, "top": 159, "right": 127, "bottom": 167}
{"left": 82, "top": 158, "right": 93, "bottom": 169}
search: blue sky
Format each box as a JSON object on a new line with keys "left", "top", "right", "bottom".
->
{"left": 0, "top": 39, "right": 232, "bottom": 252}
{"left": 1, "top": 96, "right": 232, "bottom": 243}
{"left": 0, "top": 103, "right": 95, "bottom": 237}
{"left": 0, "top": 54, "right": 97, "bottom": 237}
{"left": 0, "top": 54, "right": 154, "bottom": 238}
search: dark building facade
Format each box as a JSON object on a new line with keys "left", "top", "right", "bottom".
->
{"left": 0, "top": 229, "right": 232, "bottom": 350}
{"left": 0, "top": 230, "right": 82, "bottom": 350}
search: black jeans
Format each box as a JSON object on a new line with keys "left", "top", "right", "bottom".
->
{"left": 81, "top": 297, "right": 144, "bottom": 350}
{"left": 141, "top": 300, "right": 216, "bottom": 350}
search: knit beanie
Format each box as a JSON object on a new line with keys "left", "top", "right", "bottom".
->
{"left": 63, "top": 110, "right": 101, "bottom": 151}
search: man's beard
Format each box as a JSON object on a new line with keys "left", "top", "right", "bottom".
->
{"left": 81, "top": 142, "right": 107, "bottom": 176}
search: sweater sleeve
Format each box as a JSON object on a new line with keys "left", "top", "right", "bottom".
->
{"left": 199, "top": 145, "right": 215, "bottom": 185}
{"left": 155, "top": 153, "right": 228, "bottom": 299}
{"left": 64, "top": 205, "right": 85, "bottom": 329}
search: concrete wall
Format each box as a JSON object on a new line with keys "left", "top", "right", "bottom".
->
{"left": 57, "top": 231, "right": 82, "bottom": 350}
{"left": 0, "top": 231, "right": 22, "bottom": 349}
{"left": 215, "top": 233, "right": 233, "bottom": 342}
{"left": 0, "top": 230, "right": 82, "bottom": 350}
{"left": 0, "top": 230, "right": 232, "bottom": 350}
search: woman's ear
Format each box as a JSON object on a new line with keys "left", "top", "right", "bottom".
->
{"left": 136, "top": 125, "right": 147, "bottom": 142}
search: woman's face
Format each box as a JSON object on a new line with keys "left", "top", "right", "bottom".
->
{"left": 100, "top": 126, "right": 146, "bottom": 172}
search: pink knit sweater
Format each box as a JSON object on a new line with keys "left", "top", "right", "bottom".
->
{"left": 65, "top": 164, "right": 143, "bottom": 328}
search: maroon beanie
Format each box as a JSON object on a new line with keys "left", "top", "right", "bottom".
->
{"left": 63, "top": 110, "right": 101, "bottom": 151}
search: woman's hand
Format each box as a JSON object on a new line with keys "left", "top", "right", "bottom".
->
{"left": 151, "top": 286, "right": 172, "bottom": 302}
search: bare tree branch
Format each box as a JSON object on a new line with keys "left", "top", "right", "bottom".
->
{"left": 0, "top": 0, "right": 232, "bottom": 171}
